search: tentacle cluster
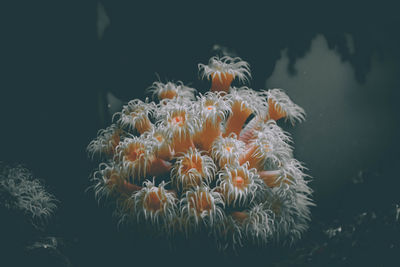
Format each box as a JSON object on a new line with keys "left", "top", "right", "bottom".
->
{"left": 87, "top": 54, "right": 313, "bottom": 251}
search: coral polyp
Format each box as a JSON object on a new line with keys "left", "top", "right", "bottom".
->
{"left": 88, "top": 54, "right": 313, "bottom": 250}
{"left": 198, "top": 56, "right": 251, "bottom": 92}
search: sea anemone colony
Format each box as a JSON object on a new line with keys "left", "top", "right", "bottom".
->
{"left": 0, "top": 162, "right": 57, "bottom": 229}
{"left": 88, "top": 55, "right": 313, "bottom": 250}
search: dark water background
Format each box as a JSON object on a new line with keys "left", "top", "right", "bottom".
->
{"left": 1, "top": 1, "right": 400, "bottom": 266}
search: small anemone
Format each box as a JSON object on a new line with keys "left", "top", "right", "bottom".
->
{"left": 239, "top": 121, "right": 293, "bottom": 171}
{"left": 193, "top": 91, "right": 231, "bottom": 151}
{"left": 216, "top": 163, "right": 265, "bottom": 207}
{"left": 180, "top": 185, "right": 225, "bottom": 236}
{"left": 261, "top": 89, "right": 306, "bottom": 125}
{"left": 156, "top": 102, "right": 199, "bottom": 154}
{"left": 198, "top": 56, "right": 251, "bottom": 92}
{"left": 211, "top": 134, "right": 245, "bottom": 168}
{"left": 223, "top": 87, "right": 268, "bottom": 138}
{"left": 171, "top": 148, "right": 216, "bottom": 191}
{"left": 133, "top": 180, "right": 178, "bottom": 235}
{"left": 149, "top": 81, "right": 196, "bottom": 101}
{"left": 115, "top": 136, "right": 152, "bottom": 182}
{"left": 87, "top": 124, "right": 123, "bottom": 159}
{"left": 114, "top": 98, "right": 156, "bottom": 134}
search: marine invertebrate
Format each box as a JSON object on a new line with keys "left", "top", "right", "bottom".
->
{"left": 171, "top": 147, "right": 216, "bottom": 191}
{"left": 88, "top": 55, "right": 313, "bottom": 250}
{"left": 149, "top": 81, "right": 196, "bottom": 101}
{"left": 198, "top": 56, "right": 250, "bottom": 92}
{"left": 0, "top": 162, "right": 57, "bottom": 228}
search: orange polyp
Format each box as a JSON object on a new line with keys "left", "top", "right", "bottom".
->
{"left": 190, "top": 193, "right": 212, "bottom": 213}
{"left": 211, "top": 72, "right": 234, "bottom": 92}
{"left": 144, "top": 191, "right": 164, "bottom": 212}
{"left": 160, "top": 90, "right": 177, "bottom": 100}
{"left": 231, "top": 211, "right": 248, "bottom": 224}
{"left": 135, "top": 117, "right": 153, "bottom": 134}
{"left": 172, "top": 115, "right": 184, "bottom": 126}
{"left": 258, "top": 170, "right": 293, "bottom": 187}
{"left": 223, "top": 101, "right": 253, "bottom": 138}
{"left": 197, "top": 117, "right": 222, "bottom": 152}
{"left": 239, "top": 143, "right": 259, "bottom": 169}
{"left": 125, "top": 144, "right": 145, "bottom": 162}
{"left": 155, "top": 134, "right": 163, "bottom": 142}
{"left": 172, "top": 134, "right": 195, "bottom": 155}
{"left": 152, "top": 133, "right": 173, "bottom": 160}
{"left": 119, "top": 181, "right": 142, "bottom": 195}
{"left": 181, "top": 155, "right": 202, "bottom": 173}
{"left": 267, "top": 98, "right": 287, "bottom": 121}
{"left": 148, "top": 158, "right": 172, "bottom": 177}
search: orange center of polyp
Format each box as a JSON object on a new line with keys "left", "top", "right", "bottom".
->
{"left": 171, "top": 115, "right": 185, "bottom": 126}
{"left": 232, "top": 176, "right": 245, "bottom": 188}
{"left": 211, "top": 72, "right": 234, "bottom": 92}
{"left": 160, "top": 90, "right": 177, "bottom": 100}
{"left": 144, "top": 191, "right": 163, "bottom": 212}
{"left": 125, "top": 144, "right": 145, "bottom": 162}
{"left": 155, "top": 134, "right": 163, "bottom": 143}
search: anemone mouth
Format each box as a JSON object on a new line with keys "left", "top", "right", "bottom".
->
{"left": 231, "top": 174, "right": 247, "bottom": 190}
{"left": 154, "top": 133, "right": 164, "bottom": 143}
{"left": 171, "top": 115, "right": 185, "bottom": 126}
{"left": 168, "top": 109, "right": 187, "bottom": 128}
{"left": 211, "top": 136, "right": 245, "bottom": 167}
{"left": 124, "top": 143, "right": 146, "bottom": 162}
{"left": 228, "top": 167, "right": 250, "bottom": 190}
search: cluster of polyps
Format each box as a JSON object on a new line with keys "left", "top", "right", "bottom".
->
{"left": 88, "top": 56, "right": 313, "bottom": 249}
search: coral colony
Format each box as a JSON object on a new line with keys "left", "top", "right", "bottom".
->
{"left": 87, "top": 56, "right": 313, "bottom": 250}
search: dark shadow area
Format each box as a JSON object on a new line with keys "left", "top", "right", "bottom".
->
{"left": 1, "top": 1, "right": 400, "bottom": 266}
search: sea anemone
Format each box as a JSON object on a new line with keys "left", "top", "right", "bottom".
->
{"left": 223, "top": 87, "right": 268, "bottom": 138}
{"left": 87, "top": 124, "right": 123, "bottom": 159}
{"left": 149, "top": 81, "right": 196, "bottom": 101}
{"left": 156, "top": 101, "right": 198, "bottom": 155}
{"left": 87, "top": 54, "right": 313, "bottom": 250}
{"left": 211, "top": 134, "right": 245, "bottom": 168}
{"left": 193, "top": 91, "right": 231, "bottom": 151}
{"left": 133, "top": 180, "right": 178, "bottom": 235}
{"left": 198, "top": 56, "right": 250, "bottom": 92}
{"left": 115, "top": 99, "right": 156, "bottom": 134}
{"left": 179, "top": 185, "right": 225, "bottom": 236}
{"left": 261, "top": 89, "right": 306, "bottom": 125}
{"left": 216, "top": 163, "right": 264, "bottom": 207}
{"left": 171, "top": 148, "right": 216, "bottom": 191}
{"left": 115, "top": 136, "right": 152, "bottom": 182}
